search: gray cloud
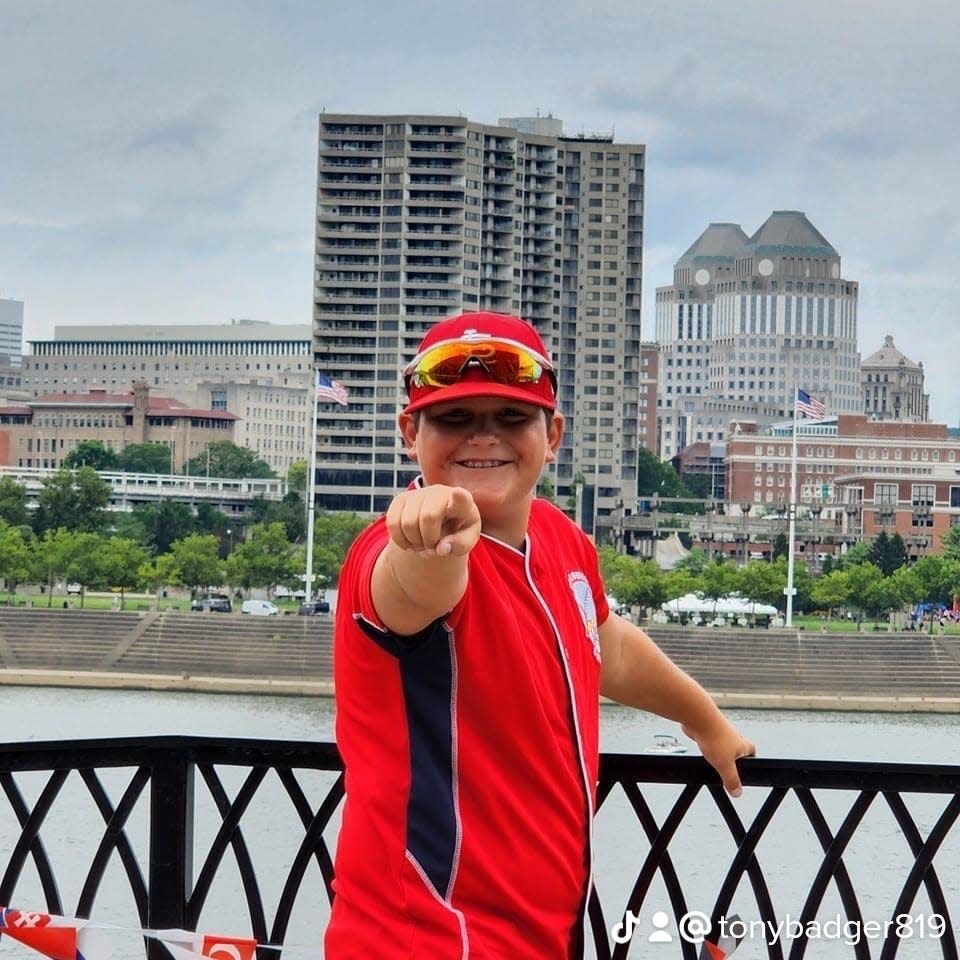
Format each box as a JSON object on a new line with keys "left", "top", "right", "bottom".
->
{"left": 2, "top": 0, "right": 960, "bottom": 417}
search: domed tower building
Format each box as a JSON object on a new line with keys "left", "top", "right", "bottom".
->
{"left": 860, "top": 335, "right": 929, "bottom": 422}
{"left": 656, "top": 210, "right": 861, "bottom": 458}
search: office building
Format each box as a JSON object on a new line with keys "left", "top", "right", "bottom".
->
{"left": 0, "top": 299, "right": 24, "bottom": 363}
{"left": 23, "top": 320, "right": 311, "bottom": 473}
{"left": 861, "top": 335, "right": 929, "bottom": 422}
{"left": 655, "top": 212, "right": 861, "bottom": 459}
{"left": 313, "top": 113, "right": 646, "bottom": 529}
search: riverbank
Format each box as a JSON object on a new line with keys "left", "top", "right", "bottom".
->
{"left": 0, "top": 606, "right": 958, "bottom": 711}
{"left": 0, "top": 665, "right": 956, "bottom": 711}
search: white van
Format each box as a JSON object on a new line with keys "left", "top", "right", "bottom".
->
{"left": 241, "top": 599, "right": 279, "bottom": 616}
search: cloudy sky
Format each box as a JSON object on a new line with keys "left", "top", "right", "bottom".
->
{"left": 3, "top": 0, "right": 958, "bottom": 418}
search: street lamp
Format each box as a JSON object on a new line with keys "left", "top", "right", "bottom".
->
{"left": 739, "top": 501, "right": 752, "bottom": 565}
{"left": 809, "top": 500, "right": 823, "bottom": 575}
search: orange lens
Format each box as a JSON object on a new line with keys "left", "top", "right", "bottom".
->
{"left": 407, "top": 340, "right": 549, "bottom": 388}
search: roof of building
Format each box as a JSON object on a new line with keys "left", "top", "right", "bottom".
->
{"left": 44, "top": 320, "right": 310, "bottom": 344}
{"left": 0, "top": 405, "right": 31, "bottom": 416}
{"left": 745, "top": 210, "right": 838, "bottom": 257}
{"left": 677, "top": 222, "right": 749, "bottom": 263}
{"left": 26, "top": 389, "right": 238, "bottom": 419}
{"left": 862, "top": 335, "right": 922, "bottom": 370}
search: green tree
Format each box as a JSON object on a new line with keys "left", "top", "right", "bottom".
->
{"left": 810, "top": 569, "right": 852, "bottom": 619}
{"left": 31, "top": 528, "right": 80, "bottom": 606}
{"left": 838, "top": 540, "right": 872, "bottom": 569}
{"left": 62, "top": 532, "right": 108, "bottom": 607}
{"left": 171, "top": 534, "right": 224, "bottom": 594}
{"left": 891, "top": 565, "right": 924, "bottom": 611}
{"left": 771, "top": 532, "right": 789, "bottom": 562}
{"left": 118, "top": 442, "right": 172, "bottom": 474}
{"left": 845, "top": 562, "right": 884, "bottom": 624}
{"left": 95, "top": 537, "right": 149, "bottom": 608}
{"left": 636, "top": 449, "right": 703, "bottom": 515}
{"left": 675, "top": 548, "right": 711, "bottom": 576}
{"left": 598, "top": 547, "right": 666, "bottom": 611}
{"left": 700, "top": 559, "right": 739, "bottom": 613}
{"left": 0, "top": 476, "right": 30, "bottom": 529}
{"left": 63, "top": 440, "right": 120, "bottom": 471}
{"left": 887, "top": 533, "right": 909, "bottom": 573}
{"left": 312, "top": 511, "right": 369, "bottom": 585}
{"left": 771, "top": 556, "right": 814, "bottom": 613}
{"left": 737, "top": 561, "right": 785, "bottom": 610}
{"left": 183, "top": 441, "right": 275, "bottom": 479}
{"left": 135, "top": 501, "right": 195, "bottom": 554}
{"left": 194, "top": 503, "right": 230, "bottom": 537}
{"left": 870, "top": 531, "right": 908, "bottom": 576}
{"left": 250, "top": 493, "right": 306, "bottom": 544}
{"left": 33, "top": 467, "right": 111, "bottom": 535}
{"left": 224, "top": 522, "right": 298, "bottom": 595}
{"left": 137, "top": 554, "right": 182, "bottom": 609}
{"left": 287, "top": 459, "right": 308, "bottom": 498}
{"left": 681, "top": 472, "right": 713, "bottom": 499}
{"left": 111, "top": 511, "right": 153, "bottom": 549}
{"left": 536, "top": 473, "right": 556, "bottom": 503}
{"left": 0, "top": 520, "right": 32, "bottom": 598}
{"left": 941, "top": 524, "right": 960, "bottom": 561}
{"left": 662, "top": 569, "right": 699, "bottom": 603}
{"left": 913, "top": 556, "right": 960, "bottom": 606}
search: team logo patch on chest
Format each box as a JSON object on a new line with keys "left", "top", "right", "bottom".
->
{"left": 568, "top": 571, "right": 602, "bottom": 663}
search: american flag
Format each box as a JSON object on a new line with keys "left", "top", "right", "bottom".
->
{"left": 316, "top": 372, "right": 349, "bottom": 407}
{"left": 796, "top": 388, "right": 826, "bottom": 419}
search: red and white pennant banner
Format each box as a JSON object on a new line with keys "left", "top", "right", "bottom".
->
{"left": 0, "top": 907, "right": 258, "bottom": 960}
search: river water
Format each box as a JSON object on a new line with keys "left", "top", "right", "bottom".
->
{"left": 0, "top": 688, "right": 957, "bottom": 958}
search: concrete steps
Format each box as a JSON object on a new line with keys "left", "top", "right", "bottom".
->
{"left": 0, "top": 608, "right": 145, "bottom": 669}
{"left": 646, "top": 627, "right": 960, "bottom": 696}
{"left": 114, "top": 612, "right": 334, "bottom": 681}
{"left": 0, "top": 610, "right": 957, "bottom": 701}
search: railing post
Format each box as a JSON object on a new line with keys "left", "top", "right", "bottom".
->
{"left": 148, "top": 752, "right": 195, "bottom": 960}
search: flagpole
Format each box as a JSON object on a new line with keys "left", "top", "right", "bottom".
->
{"left": 304, "top": 372, "right": 320, "bottom": 606}
{"left": 785, "top": 389, "right": 800, "bottom": 627}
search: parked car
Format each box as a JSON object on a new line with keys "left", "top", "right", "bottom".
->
{"left": 298, "top": 600, "right": 331, "bottom": 615}
{"left": 191, "top": 596, "right": 232, "bottom": 613}
{"left": 241, "top": 599, "right": 279, "bottom": 616}
{"left": 66, "top": 583, "right": 82, "bottom": 595}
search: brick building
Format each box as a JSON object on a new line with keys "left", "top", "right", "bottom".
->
{"left": 0, "top": 381, "right": 237, "bottom": 470}
{"left": 724, "top": 415, "right": 960, "bottom": 557}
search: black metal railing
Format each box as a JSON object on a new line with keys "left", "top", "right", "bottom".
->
{"left": 0, "top": 737, "right": 957, "bottom": 959}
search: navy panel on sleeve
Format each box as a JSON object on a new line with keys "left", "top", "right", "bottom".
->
{"left": 355, "top": 615, "right": 458, "bottom": 899}
{"left": 401, "top": 626, "right": 458, "bottom": 899}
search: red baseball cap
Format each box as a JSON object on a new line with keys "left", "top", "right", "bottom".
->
{"left": 402, "top": 312, "right": 557, "bottom": 415}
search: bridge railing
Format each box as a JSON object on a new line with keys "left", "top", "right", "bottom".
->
{"left": 0, "top": 736, "right": 957, "bottom": 959}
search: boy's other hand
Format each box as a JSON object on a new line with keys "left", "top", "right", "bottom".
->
{"left": 386, "top": 485, "right": 482, "bottom": 558}
{"left": 681, "top": 719, "right": 756, "bottom": 798}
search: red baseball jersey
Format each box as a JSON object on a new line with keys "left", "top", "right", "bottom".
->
{"left": 325, "top": 498, "right": 609, "bottom": 959}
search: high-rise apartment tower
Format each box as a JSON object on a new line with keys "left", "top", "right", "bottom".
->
{"left": 313, "top": 113, "right": 646, "bottom": 531}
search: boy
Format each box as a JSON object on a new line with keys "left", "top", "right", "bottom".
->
{"left": 326, "top": 312, "right": 755, "bottom": 959}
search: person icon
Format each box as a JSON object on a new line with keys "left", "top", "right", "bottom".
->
{"left": 649, "top": 910, "right": 673, "bottom": 943}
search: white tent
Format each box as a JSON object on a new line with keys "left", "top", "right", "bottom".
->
{"left": 661, "top": 592, "right": 778, "bottom": 618}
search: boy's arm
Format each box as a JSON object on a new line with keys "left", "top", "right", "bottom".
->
{"left": 598, "top": 614, "right": 756, "bottom": 796}
{"left": 371, "top": 485, "right": 482, "bottom": 637}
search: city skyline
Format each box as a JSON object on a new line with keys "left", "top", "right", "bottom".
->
{"left": 3, "top": 1, "right": 958, "bottom": 419}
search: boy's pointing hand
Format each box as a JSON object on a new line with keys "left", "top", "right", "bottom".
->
{"left": 386, "top": 485, "right": 482, "bottom": 558}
